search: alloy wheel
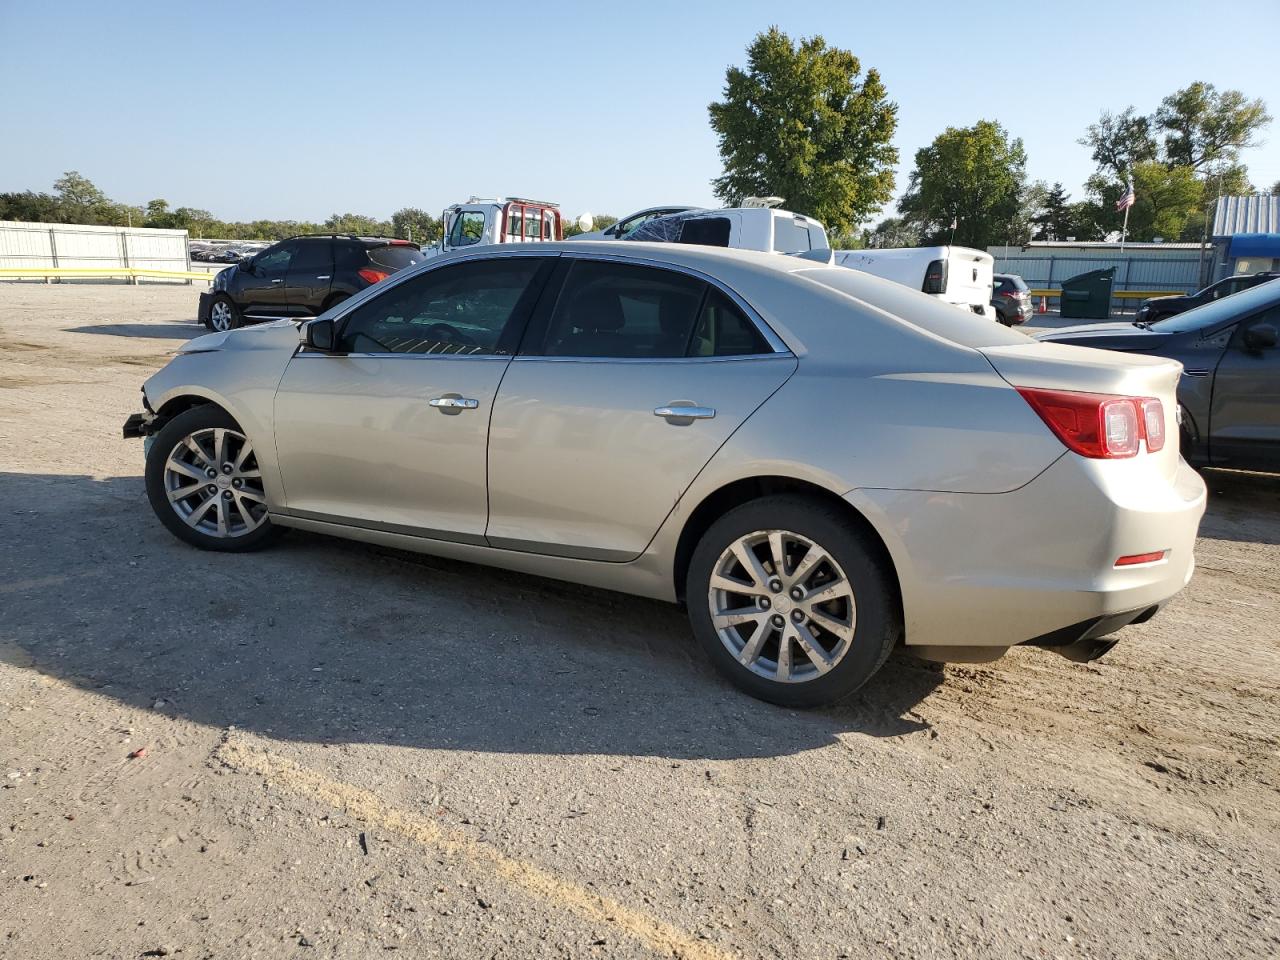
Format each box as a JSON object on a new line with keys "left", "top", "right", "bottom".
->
{"left": 708, "top": 529, "right": 856, "bottom": 683}
{"left": 209, "top": 300, "right": 233, "bottom": 332}
{"left": 162, "top": 427, "right": 267, "bottom": 538}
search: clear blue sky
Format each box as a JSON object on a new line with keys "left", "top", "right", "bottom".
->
{"left": 2, "top": 0, "right": 1276, "bottom": 225}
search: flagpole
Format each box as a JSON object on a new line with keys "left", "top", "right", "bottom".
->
{"left": 1120, "top": 203, "right": 1129, "bottom": 254}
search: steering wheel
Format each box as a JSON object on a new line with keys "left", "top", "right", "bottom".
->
{"left": 422, "top": 322, "right": 477, "bottom": 347}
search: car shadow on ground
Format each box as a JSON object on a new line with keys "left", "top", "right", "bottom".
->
{"left": 0, "top": 472, "right": 944, "bottom": 762}
{"left": 64, "top": 322, "right": 203, "bottom": 340}
{"left": 1199, "top": 469, "right": 1280, "bottom": 546}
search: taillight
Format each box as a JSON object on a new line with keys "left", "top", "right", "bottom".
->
{"left": 1016, "top": 388, "right": 1164, "bottom": 459}
{"left": 1141, "top": 398, "right": 1165, "bottom": 451}
{"left": 358, "top": 267, "right": 390, "bottom": 284}
{"left": 922, "top": 258, "right": 948, "bottom": 294}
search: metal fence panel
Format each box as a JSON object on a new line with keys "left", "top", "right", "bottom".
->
{"left": 0, "top": 220, "right": 191, "bottom": 281}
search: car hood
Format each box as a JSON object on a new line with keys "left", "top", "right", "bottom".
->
{"left": 1032, "top": 322, "right": 1168, "bottom": 352}
{"left": 177, "top": 318, "right": 298, "bottom": 354}
{"left": 1144, "top": 294, "right": 1186, "bottom": 306}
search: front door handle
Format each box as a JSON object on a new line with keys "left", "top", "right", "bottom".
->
{"left": 654, "top": 404, "right": 716, "bottom": 421}
{"left": 429, "top": 396, "right": 480, "bottom": 410}
{"left": 270, "top": 278, "right": 283, "bottom": 284}
{"left": 316, "top": 274, "right": 331, "bottom": 280}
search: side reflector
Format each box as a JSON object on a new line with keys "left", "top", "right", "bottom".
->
{"left": 1115, "top": 550, "right": 1168, "bottom": 567}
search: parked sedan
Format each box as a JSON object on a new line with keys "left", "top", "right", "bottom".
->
{"left": 1037, "top": 278, "right": 1280, "bottom": 473}
{"left": 1135, "top": 271, "right": 1280, "bottom": 324}
{"left": 123, "top": 243, "right": 1205, "bottom": 707}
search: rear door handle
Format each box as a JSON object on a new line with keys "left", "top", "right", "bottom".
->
{"left": 654, "top": 405, "right": 716, "bottom": 421}
{"left": 429, "top": 396, "right": 480, "bottom": 410}
{"left": 270, "top": 278, "right": 283, "bottom": 284}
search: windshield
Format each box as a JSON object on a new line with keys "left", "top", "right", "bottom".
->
{"left": 1149, "top": 277, "right": 1280, "bottom": 334}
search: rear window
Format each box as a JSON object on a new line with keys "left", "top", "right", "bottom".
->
{"left": 773, "top": 217, "right": 813, "bottom": 254}
{"left": 798, "top": 266, "right": 1029, "bottom": 348}
{"left": 678, "top": 217, "right": 731, "bottom": 247}
{"left": 367, "top": 243, "right": 424, "bottom": 272}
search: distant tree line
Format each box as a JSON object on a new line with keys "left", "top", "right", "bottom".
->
{"left": 0, "top": 173, "right": 622, "bottom": 243}
{"left": 0, "top": 172, "right": 446, "bottom": 244}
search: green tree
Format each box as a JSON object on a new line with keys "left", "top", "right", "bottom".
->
{"left": 1155, "top": 82, "right": 1271, "bottom": 172}
{"left": 862, "top": 216, "right": 920, "bottom": 249}
{"left": 324, "top": 212, "right": 393, "bottom": 236}
{"left": 898, "top": 120, "right": 1027, "bottom": 248}
{"left": 1079, "top": 107, "right": 1158, "bottom": 180}
{"left": 53, "top": 170, "right": 107, "bottom": 209}
{"left": 1032, "top": 182, "right": 1085, "bottom": 241}
{"left": 562, "top": 213, "right": 618, "bottom": 238}
{"left": 708, "top": 27, "right": 898, "bottom": 234}
{"left": 391, "top": 207, "right": 442, "bottom": 244}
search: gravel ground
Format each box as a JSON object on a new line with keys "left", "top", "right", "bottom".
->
{"left": 2, "top": 284, "right": 1278, "bottom": 960}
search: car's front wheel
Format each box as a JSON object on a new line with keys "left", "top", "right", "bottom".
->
{"left": 144, "top": 405, "right": 283, "bottom": 552}
{"left": 686, "top": 495, "right": 901, "bottom": 708}
{"left": 207, "top": 294, "right": 241, "bottom": 332}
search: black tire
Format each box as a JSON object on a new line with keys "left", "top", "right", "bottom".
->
{"left": 145, "top": 405, "right": 284, "bottom": 553}
{"left": 686, "top": 495, "right": 901, "bottom": 708}
{"left": 206, "top": 294, "right": 242, "bottom": 332}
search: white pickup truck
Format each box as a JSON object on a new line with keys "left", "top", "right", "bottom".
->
{"left": 604, "top": 199, "right": 834, "bottom": 262}
{"left": 835, "top": 246, "right": 996, "bottom": 319}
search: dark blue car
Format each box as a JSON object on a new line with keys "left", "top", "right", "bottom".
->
{"left": 1037, "top": 279, "right": 1280, "bottom": 473}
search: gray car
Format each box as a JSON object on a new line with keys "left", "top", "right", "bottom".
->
{"left": 123, "top": 242, "right": 1206, "bottom": 707}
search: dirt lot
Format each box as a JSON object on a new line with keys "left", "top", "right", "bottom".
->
{"left": 2, "top": 283, "right": 1278, "bottom": 959}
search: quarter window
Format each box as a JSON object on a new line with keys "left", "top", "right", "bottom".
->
{"left": 678, "top": 217, "right": 731, "bottom": 247}
{"left": 337, "top": 258, "right": 545, "bottom": 355}
{"left": 541, "top": 261, "right": 706, "bottom": 358}
{"left": 773, "top": 217, "right": 813, "bottom": 254}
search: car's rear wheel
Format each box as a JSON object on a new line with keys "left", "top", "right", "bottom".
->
{"left": 207, "top": 294, "right": 241, "bottom": 332}
{"left": 686, "top": 496, "right": 900, "bottom": 708}
{"left": 144, "top": 405, "right": 283, "bottom": 552}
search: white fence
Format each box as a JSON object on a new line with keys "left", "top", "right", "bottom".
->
{"left": 0, "top": 220, "right": 192, "bottom": 282}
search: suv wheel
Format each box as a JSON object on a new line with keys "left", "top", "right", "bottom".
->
{"left": 208, "top": 295, "right": 241, "bottom": 332}
{"left": 686, "top": 495, "right": 900, "bottom": 708}
{"left": 145, "top": 405, "right": 283, "bottom": 552}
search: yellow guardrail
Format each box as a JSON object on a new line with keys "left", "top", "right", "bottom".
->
{"left": 1029, "top": 288, "right": 1180, "bottom": 301}
{"left": 0, "top": 267, "right": 216, "bottom": 282}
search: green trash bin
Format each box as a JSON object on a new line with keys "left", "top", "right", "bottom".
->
{"left": 1059, "top": 267, "right": 1115, "bottom": 320}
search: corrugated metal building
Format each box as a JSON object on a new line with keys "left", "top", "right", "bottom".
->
{"left": 0, "top": 220, "right": 190, "bottom": 280}
{"left": 1209, "top": 195, "right": 1280, "bottom": 280}
{"left": 989, "top": 240, "right": 1205, "bottom": 298}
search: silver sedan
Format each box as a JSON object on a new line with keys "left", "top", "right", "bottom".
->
{"left": 124, "top": 242, "right": 1206, "bottom": 707}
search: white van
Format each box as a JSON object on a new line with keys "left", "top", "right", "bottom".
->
{"left": 835, "top": 246, "right": 995, "bottom": 319}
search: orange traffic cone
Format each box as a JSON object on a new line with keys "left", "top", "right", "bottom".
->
{"left": 1039, "top": 296, "right": 1047, "bottom": 314}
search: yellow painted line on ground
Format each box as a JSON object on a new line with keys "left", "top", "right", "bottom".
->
{"left": 0, "top": 267, "right": 215, "bottom": 281}
{"left": 1029, "top": 288, "right": 1180, "bottom": 300}
{"left": 216, "top": 736, "right": 734, "bottom": 960}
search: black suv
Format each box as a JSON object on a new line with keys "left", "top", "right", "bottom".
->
{"left": 1134, "top": 272, "right": 1280, "bottom": 325}
{"left": 198, "top": 235, "right": 424, "bottom": 331}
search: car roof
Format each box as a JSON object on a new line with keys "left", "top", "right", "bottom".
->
{"left": 287, "top": 234, "right": 410, "bottom": 246}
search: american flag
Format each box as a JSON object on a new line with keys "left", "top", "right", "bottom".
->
{"left": 1115, "top": 179, "right": 1135, "bottom": 211}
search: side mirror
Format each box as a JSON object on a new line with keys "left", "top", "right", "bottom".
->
{"left": 1243, "top": 323, "right": 1278, "bottom": 350}
{"left": 304, "top": 318, "right": 336, "bottom": 352}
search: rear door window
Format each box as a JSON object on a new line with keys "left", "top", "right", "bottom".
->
{"left": 537, "top": 260, "right": 707, "bottom": 358}
{"left": 289, "top": 240, "right": 333, "bottom": 274}
{"left": 689, "top": 288, "right": 771, "bottom": 356}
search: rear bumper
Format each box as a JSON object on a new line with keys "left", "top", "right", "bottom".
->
{"left": 197, "top": 291, "right": 213, "bottom": 323}
{"left": 847, "top": 454, "right": 1207, "bottom": 650}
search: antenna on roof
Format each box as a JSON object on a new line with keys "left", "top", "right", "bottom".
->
{"left": 742, "top": 196, "right": 785, "bottom": 208}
